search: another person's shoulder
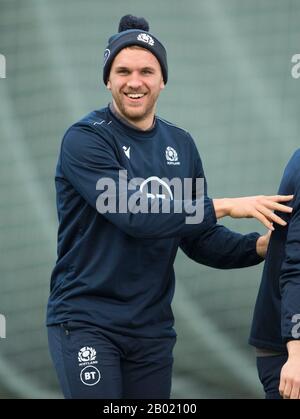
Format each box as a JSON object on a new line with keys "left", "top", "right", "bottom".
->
{"left": 288, "top": 148, "right": 300, "bottom": 166}
{"left": 284, "top": 148, "right": 300, "bottom": 195}
{"left": 285, "top": 149, "right": 300, "bottom": 179}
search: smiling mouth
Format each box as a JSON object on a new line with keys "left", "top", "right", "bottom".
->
{"left": 124, "top": 93, "right": 146, "bottom": 100}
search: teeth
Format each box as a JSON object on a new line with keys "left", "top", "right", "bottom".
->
{"left": 127, "top": 94, "right": 145, "bottom": 99}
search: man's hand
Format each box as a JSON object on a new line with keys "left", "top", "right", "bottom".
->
{"left": 256, "top": 230, "right": 271, "bottom": 258}
{"left": 279, "top": 341, "right": 300, "bottom": 399}
{"left": 213, "top": 195, "right": 293, "bottom": 230}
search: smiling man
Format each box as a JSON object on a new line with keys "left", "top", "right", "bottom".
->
{"left": 107, "top": 47, "right": 162, "bottom": 130}
{"left": 47, "top": 15, "right": 293, "bottom": 399}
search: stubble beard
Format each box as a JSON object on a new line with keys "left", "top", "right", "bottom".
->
{"left": 114, "top": 93, "right": 157, "bottom": 124}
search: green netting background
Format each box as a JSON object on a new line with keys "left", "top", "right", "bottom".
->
{"left": 0, "top": 0, "right": 300, "bottom": 398}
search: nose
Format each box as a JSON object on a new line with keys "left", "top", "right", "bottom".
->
{"left": 127, "top": 72, "right": 143, "bottom": 90}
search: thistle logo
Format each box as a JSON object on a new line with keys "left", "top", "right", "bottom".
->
{"left": 0, "top": 314, "right": 6, "bottom": 339}
{"left": 78, "top": 347, "right": 97, "bottom": 363}
{"left": 0, "top": 54, "right": 6, "bottom": 79}
{"left": 137, "top": 33, "right": 154, "bottom": 46}
{"left": 166, "top": 146, "right": 180, "bottom": 165}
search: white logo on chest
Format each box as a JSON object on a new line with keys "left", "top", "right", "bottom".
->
{"left": 122, "top": 146, "right": 130, "bottom": 159}
{"left": 165, "top": 146, "right": 180, "bottom": 165}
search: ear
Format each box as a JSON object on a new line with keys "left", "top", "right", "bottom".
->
{"left": 107, "top": 80, "right": 111, "bottom": 90}
{"left": 160, "top": 80, "right": 165, "bottom": 91}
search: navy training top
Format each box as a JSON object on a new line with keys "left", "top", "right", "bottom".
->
{"left": 249, "top": 149, "right": 300, "bottom": 352}
{"left": 47, "top": 106, "right": 262, "bottom": 338}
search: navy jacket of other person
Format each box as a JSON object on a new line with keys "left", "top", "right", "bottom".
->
{"left": 47, "top": 106, "right": 262, "bottom": 338}
{"left": 249, "top": 150, "right": 300, "bottom": 352}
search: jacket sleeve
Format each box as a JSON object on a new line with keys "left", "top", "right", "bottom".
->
{"left": 280, "top": 197, "right": 300, "bottom": 342}
{"left": 60, "top": 124, "right": 217, "bottom": 239}
{"left": 179, "top": 135, "right": 263, "bottom": 269}
{"left": 180, "top": 226, "right": 262, "bottom": 269}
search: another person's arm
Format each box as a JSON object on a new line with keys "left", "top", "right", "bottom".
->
{"left": 277, "top": 151, "right": 300, "bottom": 399}
{"left": 279, "top": 341, "right": 300, "bottom": 399}
{"left": 278, "top": 199, "right": 300, "bottom": 399}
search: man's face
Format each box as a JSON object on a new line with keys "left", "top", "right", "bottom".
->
{"left": 107, "top": 47, "right": 165, "bottom": 129}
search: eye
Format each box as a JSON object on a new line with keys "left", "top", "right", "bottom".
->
{"left": 142, "top": 69, "right": 153, "bottom": 75}
{"left": 116, "top": 68, "right": 130, "bottom": 75}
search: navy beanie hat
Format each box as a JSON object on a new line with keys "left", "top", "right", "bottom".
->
{"left": 103, "top": 15, "right": 168, "bottom": 85}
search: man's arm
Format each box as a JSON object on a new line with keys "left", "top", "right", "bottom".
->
{"left": 188, "top": 134, "right": 292, "bottom": 232}
{"left": 180, "top": 225, "right": 265, "bottom": 269}
{"left": 61, "top": 124, "right": 217, "bottom": 239}
{"left": 277, "top": 151, "right": 300, "bottom": 399}
{"left": 213, "top": 196, "right": 292, "bottom": 231}
{"left": 278, "top": 202, "right": 300, "bottom": 399}
{"left": 279, "top": 203, "right": 300, "bottom": 341}
{"left": 179, "top": 137, "right": 288, "bottom": 268}
{"left": 279, "top": 341, "right": 300, "bottom": 399}
{"left": 61, "top": 124, "right": 292, "bottom": 240}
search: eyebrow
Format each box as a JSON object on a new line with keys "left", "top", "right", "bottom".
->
{"left": 115, "top": 66, "right": 156, "bottom": 72}
{"left": 142, "top": 67, "right": 155, "bottom": 72}
{"left": 115, "top": 66, "right": 129, "bottom": 71}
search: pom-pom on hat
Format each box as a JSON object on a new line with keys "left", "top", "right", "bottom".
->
{"left": 103, "top": 15, "right": 168, "bottom": 85}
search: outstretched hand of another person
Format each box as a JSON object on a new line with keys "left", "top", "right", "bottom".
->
{"left": 279, "top": 341, "right": 300, "bottom": 399}
{"left": 213, "top": 195, "right": 293, "bottom": 231}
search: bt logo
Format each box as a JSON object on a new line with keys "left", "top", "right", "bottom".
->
{"left": 80, "top": 366, "right": 101, "bottom": 386}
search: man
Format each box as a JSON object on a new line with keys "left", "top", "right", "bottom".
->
{"left": 47, "top": 15, "right": 292, "bottom": 399}
{"left": 250, "top": 150, "right": 300, "bottom": 400}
